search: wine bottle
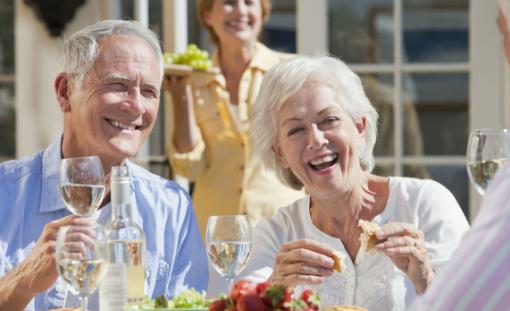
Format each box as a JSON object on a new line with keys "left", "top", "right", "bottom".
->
{"left": 100, "top": 165, "right": 146, "bottom": 310}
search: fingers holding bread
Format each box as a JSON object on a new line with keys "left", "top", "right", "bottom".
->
{"left": 271, "top": 239, "right": 345, "bottom": 286}
{"left": 358, "top": 219, "right": 385, "bottom": 252}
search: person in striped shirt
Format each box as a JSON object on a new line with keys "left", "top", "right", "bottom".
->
{"left": 409, "top": 4, "right": 510, "bottom": 310}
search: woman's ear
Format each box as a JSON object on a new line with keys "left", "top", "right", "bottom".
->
{"left": 356, "top": 116, "right": 367, "bottom": 139}
{"left": 272, "top": 144, "right": 290, "bottom": 169}
{"left": 54, "top": 73, "right": 72, "bottom": 112}
{"left": 203, "top": 11, "right": 212, "bottom": 27}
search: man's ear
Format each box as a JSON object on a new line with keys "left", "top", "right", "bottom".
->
{"left": 271, "top": 144, "right": 290, "bottom": 169}
{"left": 54, "top": 73, "right": 72, "bottom": 112}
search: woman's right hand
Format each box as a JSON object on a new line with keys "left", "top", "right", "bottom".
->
{"left": 270, "top": 239, "right": 336, "bottom": 287}
{"left": 165, "top": 74, "right": 193, "bottom": 106}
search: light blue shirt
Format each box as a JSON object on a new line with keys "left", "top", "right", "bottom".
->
{"left": 0, "top": 137, "right": 208, "bottom": 310}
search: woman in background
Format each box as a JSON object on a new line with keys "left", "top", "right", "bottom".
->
{"left": 166, "top": 0, "right": 303, "bottom": 235}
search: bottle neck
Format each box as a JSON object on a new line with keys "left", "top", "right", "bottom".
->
{"left": 111, "top": 201, "right": 131, "bottom": 223}
{"left": 110, "top": 174, "right": 133, "bottom": 224}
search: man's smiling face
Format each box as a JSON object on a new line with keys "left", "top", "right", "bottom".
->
{"left": 65, "top": 34, "right": 162, "bottom": 163}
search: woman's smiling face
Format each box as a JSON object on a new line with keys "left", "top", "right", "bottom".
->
{"left": 272, "top": 81, "right": 366, "bottom": 197}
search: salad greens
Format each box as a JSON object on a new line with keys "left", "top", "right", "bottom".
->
{"left": 128, "top": 288, "right": 210, "bottom": 310}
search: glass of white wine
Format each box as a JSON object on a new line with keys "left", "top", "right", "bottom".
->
{"left": 60, "top": 156, "right": 105, "bottom": 216}
{"left": 56, "top": 224, "right": 109, "bottom": 311}
{"left": 466, "top": 128, "right": 510, "bottom": 195}
{"left": 206, "top": 215, "right": 252, "bottom": 293}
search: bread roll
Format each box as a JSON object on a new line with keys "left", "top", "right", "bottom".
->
{"left": 331, "top": 250, "right": 344, "bottom": 272}
{"left": 358, "top": 219, "right": 382, "bottom": 252}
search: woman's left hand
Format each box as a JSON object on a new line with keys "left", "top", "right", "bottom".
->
{"left": 374, "top": 222, "right": 435, "bottom": 294}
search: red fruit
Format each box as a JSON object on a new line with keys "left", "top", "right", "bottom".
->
{"left": 299, "top": 290, "right": 320, "bottom": 310}
{"left": 255, "top": 281, "right": 271, "bottom": 294}
{"left": 236, "top": 293, "right": 267, "bottom": 311}
{"left": 209, "top": 298, "right": 227, "bottom": 311}
{"left": 230, "top": 280, "right": 256, "bottom": 302}
{"left": 261, "top": 284, "right": 294, "bottom": 309}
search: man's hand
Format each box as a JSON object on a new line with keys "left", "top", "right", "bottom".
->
{"left": 0, "top": 215, "right": 93, "bottom": 310}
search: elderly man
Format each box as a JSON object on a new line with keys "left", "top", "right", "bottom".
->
{"left": 0, "top": 20, "right": 208, "bottom": 311}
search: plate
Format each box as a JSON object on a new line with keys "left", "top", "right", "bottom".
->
{"left": 164, "top": 64, "right": 219, "bottom": 77}
{"left": 126, "top": 306, "right": 208, "bottom": 311}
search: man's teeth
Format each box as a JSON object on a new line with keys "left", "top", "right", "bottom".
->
{"left": 109, "top": 119, "right": 135, "bottom": 130}
{"left": 310, "top": 154, "right": 337, "bottom": 166}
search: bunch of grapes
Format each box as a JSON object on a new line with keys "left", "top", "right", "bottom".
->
{"left": 164, "top": 44, "right": 213, "bottom": 71}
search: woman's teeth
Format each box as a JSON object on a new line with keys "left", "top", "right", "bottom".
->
{"left": 309, "top": 154, "right": 338, "bottom": 170}
{"left": 108, "top": 119, "right": 135, "bottom": 130}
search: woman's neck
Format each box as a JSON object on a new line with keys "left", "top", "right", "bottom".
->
{"left": 218, "top": 41, "right": 256, "bottom": 77}
{"left": 309, "top": 173, "right": 389, "bottom": 238}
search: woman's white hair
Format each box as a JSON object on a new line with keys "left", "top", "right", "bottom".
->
{"left": 61, "top": 20, "right": 163, "bottom": 86}
{"left": 252, "top": 55, "right": 379, "bottom": 190}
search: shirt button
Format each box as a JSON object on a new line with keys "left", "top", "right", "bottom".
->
{"left": 240, "top": 165, "right": 244, "bottom": 170}
{"left": 238, "top": 188, "right": 242, "bottom": 193}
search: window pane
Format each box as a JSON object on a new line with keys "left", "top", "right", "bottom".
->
{"left": 403, "top": 1, "right": 468, "bottom": 63}
{"left": 149, "top": 0, "right": 163, "bottom": 38}
{"left": 328, "top": 0, "right": 394, "bottom": 63}
{"left": 0, "top": 83, "right": 15, "bottom": 160}
{"left": 373, "top": 164, "right": 394, "bottom": 178}
{"left": 0, "top": 0, "right": 14, "bottom": 74}
{"left": 403, "top": 73, "right": 468, "bottom": 156}
{"left": 361, "top": 74, "right": 394, "bottom": 157}
{"left": 120, "top": 0, "right": 135, "bottom": 19}
{"left": 405, "top": 164, "right": 469, "bottom": 219}
{"left": 262, "top": 0, "right": 296, "bottom": 53}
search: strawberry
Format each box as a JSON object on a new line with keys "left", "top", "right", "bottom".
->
{"left": 261, "top": 284, "right": 294, "bottom": 310}
{"left": 209, "top": 298, "right": 228, "bottom": 311}
{"left": 255, "top": 281, "right": 271, "bottom": 295}
{"left": 236, "top": 293, "right": 267, "bottom": 311}
{"left": 230, "top": 280, "right": 256, "bottom": 302}
{"left": 300, "top": 290, "right": 320, "bottom": 310}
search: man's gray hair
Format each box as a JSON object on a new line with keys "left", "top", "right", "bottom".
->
{"left": 252, "top": 55, "right": 379, "bottom": 190}
{"left": 61, "top": 20, "right": 163, "bottom": 86}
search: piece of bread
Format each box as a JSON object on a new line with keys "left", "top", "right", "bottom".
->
{"left": 330, "top": 250, "right": 344, "bottom": 272}
{"left": 358, "top": 219, "right": 382, "bottom": 252}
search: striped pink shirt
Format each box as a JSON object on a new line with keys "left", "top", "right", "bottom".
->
{"left": 410, "top": 163, "right": 510, "bottom": 310}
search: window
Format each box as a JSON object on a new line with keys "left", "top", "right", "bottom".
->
{"left": 0, "top": 0, "right": 15, "bottom": 162}
{"left": 326, "top": 0, "right": 470, "bottom": 217}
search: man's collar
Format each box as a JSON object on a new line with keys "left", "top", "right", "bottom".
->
{"left": 39, "top": 135, "right": 66, "bottom": 213}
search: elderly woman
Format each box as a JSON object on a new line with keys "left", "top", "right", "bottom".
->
{"left": 241, "top": 56, "right": 469, "bottom": 310}
{"left": 166, "top": 0, "right": 303, "bottom": 236}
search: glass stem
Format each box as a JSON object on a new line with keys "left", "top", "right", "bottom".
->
{"left": 80, "top": 295, "right": 88, "bottom": 311}
{"left": 226, "top": 277, "right": 234, "bottom": 295}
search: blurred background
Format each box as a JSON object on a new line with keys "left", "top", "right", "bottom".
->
{"left": 0, "top": 0, "right": 507, "bottom": 222}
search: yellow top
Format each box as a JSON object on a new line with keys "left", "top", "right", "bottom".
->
{"left": 167, "top": 43, "right": 304, "bottom": 235}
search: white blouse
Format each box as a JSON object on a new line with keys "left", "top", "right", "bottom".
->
{"left": 240, "top": 177, "right": 469, "bottom": 311}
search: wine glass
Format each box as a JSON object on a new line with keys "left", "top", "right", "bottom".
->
{"left": 60, "top": 156, "right": 105, "bottom": 216}
{"left": 206, "top": 215, "right": 252, "bottom": 293}
{"left": 466, "top": 128, "right": 510, "bottom": 195}
{"left": 55, "top": 224, "right": 109, "bottom": 311}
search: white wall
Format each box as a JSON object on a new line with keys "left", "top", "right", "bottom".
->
{"left": 15, "top": 0, "right": 102, "bottom": 157}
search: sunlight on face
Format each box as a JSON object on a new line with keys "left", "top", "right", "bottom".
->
{"left": 273, "top": 81, "right": 366, "bottom": 197}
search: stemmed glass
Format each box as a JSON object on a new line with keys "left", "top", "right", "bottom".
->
{"left": 55, "top": 224, "right": 109, "bottom": 311}
{"left": 206, "top": 215, "right": 252, "bottom": 293}
{"left": 466, "top": 128, "right": 510, "bottom": 195}
{"left": 60, "top": 156, "right": 105, "bottom": 216}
